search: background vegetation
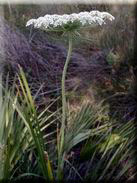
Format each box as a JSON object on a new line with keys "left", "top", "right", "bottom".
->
{"left": 0, "top": 3, "right": 136, "bottom": 182}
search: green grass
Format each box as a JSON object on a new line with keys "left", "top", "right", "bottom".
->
{"left": 0, "top": 69, "right": 136, "bottom": 181}
{"left": 0, "top": 4, "right": 136, "bottom": 181}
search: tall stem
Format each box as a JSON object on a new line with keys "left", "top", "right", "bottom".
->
{"left": 57, "top": 33, "right": 73, "bottom": 180}
{"left": 61, "top": 33, "right": 72, "bottom": 130}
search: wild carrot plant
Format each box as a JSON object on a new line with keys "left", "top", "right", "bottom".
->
{"left": 26, "top": 10, "right": 115, "bottom": 180}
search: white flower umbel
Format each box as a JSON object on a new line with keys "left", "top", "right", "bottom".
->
{"left": 26, "top": 10, "right": 115, "bottom": 32}
{"left": 26, "top": 10, "right": 115, "bottom": 180}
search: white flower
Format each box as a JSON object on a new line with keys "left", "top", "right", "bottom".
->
{"left": 26, "top": 10, "right": 115, "bottom": 32}
{"left": 26, "top": 18, "right": 36, "bottom": 27}
{"left": 100, "top": 12, "right": 115, "bottom": 21}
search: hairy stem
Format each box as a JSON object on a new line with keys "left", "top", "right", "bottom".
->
{"left": 61, "top": 34, "right": 72, "bottom": 132}
{"left": 57, "top": 33, "right": 73, "bottom": 180}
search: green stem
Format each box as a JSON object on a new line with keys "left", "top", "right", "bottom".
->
{"left": 62, "top": 33, "right": 72, "bottom": 131}
{"left": 57, "top": 33, "right": 73, "bottom": 180}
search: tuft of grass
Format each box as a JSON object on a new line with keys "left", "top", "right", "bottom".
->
{"left": 0, "top": 71, "right": 136, "bottom": 181}
{"left": 0, "top": 74, "right": 31, "bottom": 181}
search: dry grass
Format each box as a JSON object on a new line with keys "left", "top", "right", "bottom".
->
{"left": 0, "top": 4, "right": 136, "bottom": 181}
{"left": 2, "top": 4, "right": 135, "bottom": 115}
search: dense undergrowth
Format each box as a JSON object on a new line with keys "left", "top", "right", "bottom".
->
{"left": 0, "top": 4, "right": 136, "bottom": 182}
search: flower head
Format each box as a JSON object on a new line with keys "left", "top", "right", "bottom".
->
{"left": 26, "top": 10, "right": 115, "bottom": 32}
{"left": 26, "top": 18, "right": 36, "bottom": 27}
